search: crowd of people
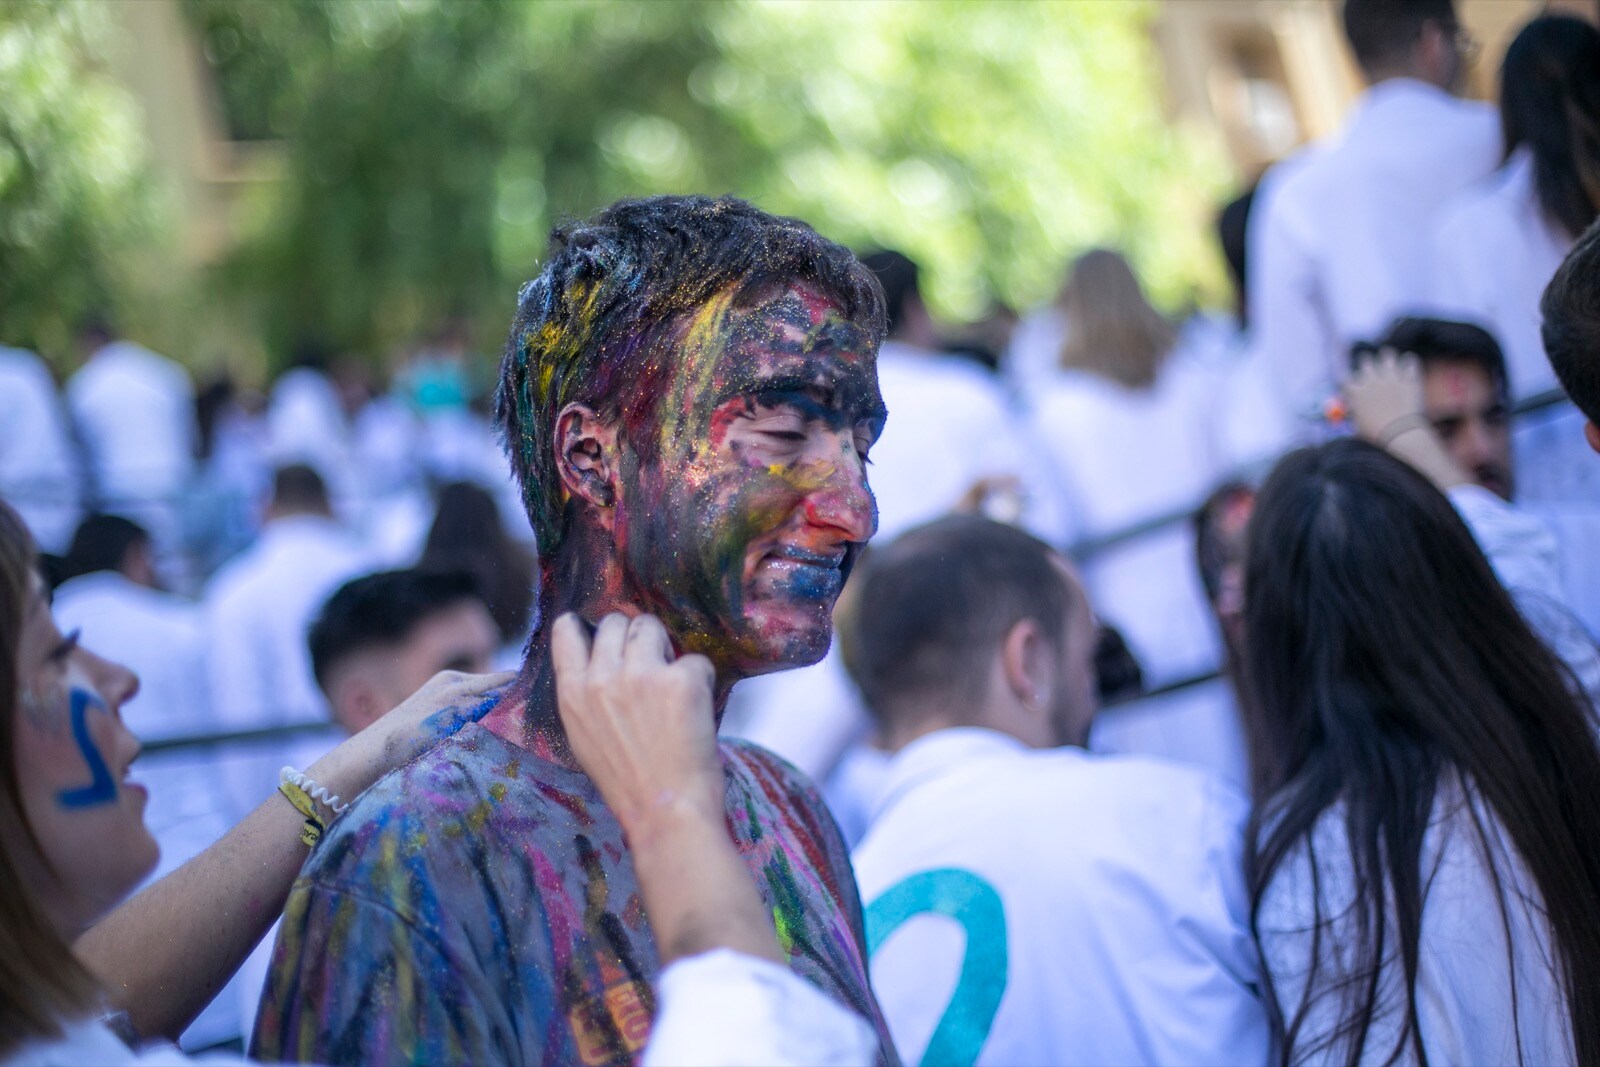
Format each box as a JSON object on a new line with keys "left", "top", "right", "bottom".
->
{"left": 3, "top": 0, "right": 1600, "bottom": 1063}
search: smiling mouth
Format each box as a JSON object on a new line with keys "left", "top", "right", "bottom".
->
{"left": 764, "top": 547, "right": 845, "bottom": 569}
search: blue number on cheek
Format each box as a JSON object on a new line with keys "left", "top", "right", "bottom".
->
{"left": 57, "top": 690, "right": 118, "bottom": 809}
{"left": 865, "top": 868, "right": 1008, "bottom": 1067}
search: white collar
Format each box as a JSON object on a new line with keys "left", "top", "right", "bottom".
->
{"left": 871, "top": 727, "right": 1030, "bottom": 823}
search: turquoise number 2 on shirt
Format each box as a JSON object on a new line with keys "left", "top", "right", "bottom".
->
{"left": 865, "top": 868, "right": 1007, "bottom": 1067}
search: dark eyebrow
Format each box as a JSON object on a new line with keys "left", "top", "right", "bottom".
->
{"left": 715, "top": 370, "right": 887, "bottom": 426}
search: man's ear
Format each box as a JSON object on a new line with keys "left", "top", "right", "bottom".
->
{"left": 1584, "top": 420, "right": 1600, "bottom": 456}
{"left": 1000, "top": 618, "right": 1048, "bottom": 715}
{"left": 553, "top": 403, "right": 622, "bottom": 520}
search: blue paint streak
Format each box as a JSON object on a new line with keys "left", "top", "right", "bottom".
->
{"left": 57, "top": 689, "right": 117, "bottom": 809}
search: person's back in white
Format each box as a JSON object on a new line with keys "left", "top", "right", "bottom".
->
{"left": 1249, "top": 2, "right": 1499, "bottom": 424}
{"left": 841, "top": 516, "right": 1268, "bottom": 1067}
{"left": 857, "top": 732, "right": 1267, "bottom": 1066}
{"left": 67, "top": 338, "right": 196, "bottom": 519}
{"left": 203, "top": 467, "right": 369, "bottom": 733}
{"left": 1026, "top": 252, "right": 1224, "bottom": 682}
{"left": 0, "top": 346, "right": 82, "bottom": 553}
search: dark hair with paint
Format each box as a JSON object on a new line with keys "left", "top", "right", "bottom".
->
{"left": 0, "top": 499, "right": 101, "bottom": 1054}
{"left": 495, "top": 195, "right": 886, "bottom": 558}
{"left": 1239, "top": 439, "right": 1600, "bottom": 1063}
{"left": 419, "top": 482, "right": 535, "bottom": 644}
{"left": 308, "top": 568, "right": 486, "bottom": 693}
{"left": 859, "top": 249, "right": 920, "bottom": 339}
{"left": 844, "top": 515, "right": 1072, "bottom": 723}
{"left": 1352, "top": 316, "right": 1509, "bottom": 393}
{"left": 1500, "top": 15, "right": 1600, "bottom": 242}
{"left": 1541, "top": 217, "right": 1600, "bottom": 425}
{"left": 1341, "top": 0, "right": 1456, "bottom": 76}
{"left": 61, "top": 514, "right": 149, "bottom": 583}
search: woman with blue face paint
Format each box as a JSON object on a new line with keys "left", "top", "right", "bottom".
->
{"left": 0, "top": 497, "right": 514, "bottom": 1064}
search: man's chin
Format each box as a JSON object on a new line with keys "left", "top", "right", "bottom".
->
{"left": 732, "top": 611, "right": 834, "bottom": 676}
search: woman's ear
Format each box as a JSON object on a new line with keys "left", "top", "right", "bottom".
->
{"left": 1584, "top": 420, "right": 1600, "bottom": 456}
{"left": 553, "top": 403, "right": 622, "bottom": 521}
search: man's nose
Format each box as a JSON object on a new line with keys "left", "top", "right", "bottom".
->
{"left": 1459, "top": 419, "right": 1497, "bottom": 465}
{"left": 802, "top": 452, "right": 876, "bottom": 543}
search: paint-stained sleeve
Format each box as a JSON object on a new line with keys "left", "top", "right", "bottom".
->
{"left": 249, "top": 874, "right": 504, "bottom": 1066}
{"left": 724, "top": 741, "right": 903, "bottom": 1066}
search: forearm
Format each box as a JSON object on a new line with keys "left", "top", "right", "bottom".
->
{"left": 627, "top": 801, "right": 784, "bottom": 968}
{"left": 74, "top": 789, "right": 310, "bottom": 1040}
{"left": 75, "top": 742, "right": 373, "bottom": 1039}
{"left": 1385, "top": 424, "right": 1471, "bottom": 491}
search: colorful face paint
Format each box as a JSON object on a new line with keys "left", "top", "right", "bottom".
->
{"left": 608, "top": 281, "right": 883, "bottom": 675}
{"left": 56, "top": 688, "right": 118, "bottom": 809}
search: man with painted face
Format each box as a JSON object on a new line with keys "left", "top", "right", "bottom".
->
{"left": 252, "top": 196, "right": 897, "bottom": 1066}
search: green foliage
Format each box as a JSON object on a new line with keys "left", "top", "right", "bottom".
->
{"left": 186, "top": 0, "right": 1230, "bottom": 365}
{"left": 0, "top": 1, "right": 157, "bottom": 362}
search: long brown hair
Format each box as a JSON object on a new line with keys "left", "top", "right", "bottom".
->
{"left": 1057, "top": 248, "right": 1177, "bottom": 389}
{"left": 0, "top": 499, "right": 100, "bottom": 1055}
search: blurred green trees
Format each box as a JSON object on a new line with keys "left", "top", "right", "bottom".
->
{"left": 0, "top": 2, "right": 157, "bottom": 359}
{"left": 189, "top": 0, "right": 1229, "bottom": 365}
{"left": 7, "top": 0, "right": 1230, "bottom": 370}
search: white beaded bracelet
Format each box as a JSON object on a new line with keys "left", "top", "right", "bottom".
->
{"left": 280, "top": 766, "right": 350, "bottom": 818}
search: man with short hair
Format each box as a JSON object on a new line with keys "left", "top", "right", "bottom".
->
{"left": 308, "top": 569, "right": 500, "bottom": 735}
{"left": 204, "top": 463, "right": 370, "bottom": 732}
{"left": 52, "top": 514, "right": 208, "bottom": 741}
{"left": 846, "top": 515, "right": 1269, "bottom": 1066}
{"left": 1249, "top": 0, "right": 1499, "bottom": 425}
{"left": 254, "top": 196, "right": 895, "bottom": 1065}
{"left": 1357, "top": 317, "right": 1516, "bottom": 498}
{"left": 1541, "top": 217, "right": 1600, "bottom": 455}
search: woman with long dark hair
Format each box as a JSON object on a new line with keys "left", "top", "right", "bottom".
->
{"left": 1433, "top": 15, "right": 1600, "bottom": 399}
{"left": 1242, "top": 439, "right": 1600, "bottom": 1064}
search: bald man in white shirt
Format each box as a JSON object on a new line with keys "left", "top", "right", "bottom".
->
{"left": 1248, "top": 0, "right": 1500, "bottom": 427}
{"left": 845, "top": 517, "right": 1268, "bottom": 1067}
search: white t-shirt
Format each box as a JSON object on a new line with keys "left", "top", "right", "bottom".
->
{"left": 1027, "top": 347, "right": 1225, "bottom": 682}
{"left": 1248, "top": 79, "right": 1501, "bottom": 422}
{"left": 870, "top": 343, "right": 1066, "bottom": 546}
{"left": 1255, "top": 774, "right": 1572, "bottom": 1064}
{"left": 202, "top": 515, "right": 371, "bottom": 733}
{"left": 0, "top": 346, "right": 82, "bottom": 553}
{"left": 1431, "top": 147, "right": 1570, "bottom": 401}
{"left": 51, "top": 572, "right": 209, "bottom": 742}
{"left": 852, "top": 728, "right": 1269, "bottom": 1066}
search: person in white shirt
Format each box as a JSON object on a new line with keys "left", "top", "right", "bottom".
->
{"left": 203, "top": 465, "right": 369, "bottom": 735}
{"left": 1248, "top": 0, "right": 1499, "bottom": 426}
{"left": 52, "top": 516, "right": 208, "bottom": 742}
{"left": 0, "top": 346, "right": 82, "bottom": 554}
{"left": 1432, "top": 15, "right": 1599, "bottom": 401}
{"left": 1542, "top": 216, "right": 1600, "bottom": 455}
{"left": 66, "top": 323, "right": 197, "bottom": 563}
{"left": 1344, "top": 338, "right": 1600, "bottom": 703}
{"left": 1432, "top": 15, "right": 1600, "bottom": 508}
{"left": 1239, "top": 439, "right": 1600, "bottom": 1064}
{"left": 1027, "top": 249, "right": 1224, "bottom": 684}
{"left": 844, "top": 515, "right": 1269, "bottom": 1066}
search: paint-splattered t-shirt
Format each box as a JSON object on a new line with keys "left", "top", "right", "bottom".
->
{"left": 250, "top": 721, "right": 896, "bottom": 1067}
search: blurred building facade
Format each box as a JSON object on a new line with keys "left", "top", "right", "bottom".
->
{"left": 1153, "top": 0, "right": 1599, "bottom": 180}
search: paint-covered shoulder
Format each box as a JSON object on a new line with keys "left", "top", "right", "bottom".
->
{"left": 299, "top": 725, "right": 533, "bottom": 899}
{"left": 718, "top": 738, "right": 845, "bottom": 855}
